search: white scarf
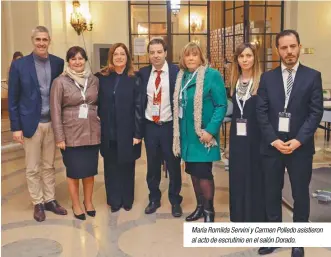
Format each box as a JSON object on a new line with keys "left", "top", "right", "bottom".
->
{"left": 172, "top": 65, "right": 218, "bottom": 157}
{"left": 63, "top": 66, "right": 91, "bottom": 86}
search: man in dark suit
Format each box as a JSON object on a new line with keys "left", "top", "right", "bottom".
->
{"left": 137, "top": 38, "right": 183, "bottom": 217}
{"left": 8, "top": 26, "right": 67, "bottom": 222}
{"left": 256, "top": 30, "right": 323, "bottom": 257}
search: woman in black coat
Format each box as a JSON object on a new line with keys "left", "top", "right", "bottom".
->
{"left": 228, "top": 43, "right": 265, "bottom": 222}
{"left": 97, "top": 43, "right": 144, "bottom": 212}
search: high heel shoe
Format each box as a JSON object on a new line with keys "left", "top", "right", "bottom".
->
{"left": 204, "top": 200, "right": 215, "bottom": 223}
{"left": 185, "top": 205, "right": 204, "bottom": 221}
{"left": 83, "top": 201, "right": 96, "bottom": 217}
{"left": 203, "top": 209, "right": 215, "bottom": 222}
{"left": 72, "top": 207, "right": 86, "bottom": 220}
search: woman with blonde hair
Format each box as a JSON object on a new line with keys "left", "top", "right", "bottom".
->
{"left": 228, "top": 42, "right": 265, "bottom": 222}
{"left": 173, "top": 42, "right": 227, "bottom": 222}
{"left": 97, "top": 43, "right": 144, "bottom": 212}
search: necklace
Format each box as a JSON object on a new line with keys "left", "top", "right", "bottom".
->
{"left": 237, "top": 77, "right": 251, "bottom": 99}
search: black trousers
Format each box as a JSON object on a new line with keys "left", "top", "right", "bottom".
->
{"left": 144, "top": 121, "right": 183, "bottom": 205}
{"left": 103, "top": 141, "right": 136, "bottom": 207}
{"left": 262, "top": 153, "right": 313, "bottom": 222}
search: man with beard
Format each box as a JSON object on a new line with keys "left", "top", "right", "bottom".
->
{"left": 137, "top": 38, "right": 183, "bottom": 217}
{"left": 256, "top": 30, "right": 323, "bottom": 257}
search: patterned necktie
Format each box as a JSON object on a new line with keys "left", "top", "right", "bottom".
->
{"left": 152, "top": 70, "right": 162, "bottom": 123}
{"left": 286, "top": 68, "right": 294, "bottom": 97}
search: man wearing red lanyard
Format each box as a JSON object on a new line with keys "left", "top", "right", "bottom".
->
{"left": 137, "top": 38, "right": 183, "bottom": 217}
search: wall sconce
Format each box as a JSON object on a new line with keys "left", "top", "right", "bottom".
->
{"left": 70, "top": 1, "right": 93, "bottom": 35}
{"left": 192, "top": 38, "right": 200, "bottom": 46}
{"left": 302, "top": 47, "right": 315, "bottom": 54}
{"left": 171, "top": 0, "right": 181, "bottom": 16}
{"left": 190, "top": 14, "right": 202, "bottom": 33}
{"left": 250, "top": 39, "right": 261, "bottom": 49}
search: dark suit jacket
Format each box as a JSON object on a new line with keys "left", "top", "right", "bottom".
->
{"left": 8, "top": 53, "right": 64, "bottom": 138}
{"left": 256, "top": 64, "right": 323, "bottom": 156}
{"left": 97, "top": 72, "right": 144, "bottom": 162}
{"left": 137, "top": 62, "right": 179, "bottom": 116}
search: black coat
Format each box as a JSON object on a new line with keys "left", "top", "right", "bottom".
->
{"left": 256, "top": 64, "right": 323, "bottom": 156}
{"left": 97, "top": 71, "right": 144, "bottom": 163}
{"left": 229, "top": 95, "right": 265, "bottom": 222}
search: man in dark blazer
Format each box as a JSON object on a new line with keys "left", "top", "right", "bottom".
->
{"left": 256, "top": 30, "right": 323, "bottom": 257}
{"left": 137, "top": 38, "right": 183, "bottom": 217}
{"left": 8, "top": 26, "right": 67, "bottom": 222}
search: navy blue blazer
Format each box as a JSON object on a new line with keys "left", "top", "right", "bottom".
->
{"left": 137, "top": 62, "right": 179, "bottom": 115}
{"left": 8, "top": 53, "right": 64, "bottom": 138}
{"left": 256, "top": 64, "right": 323, "bottom": 156}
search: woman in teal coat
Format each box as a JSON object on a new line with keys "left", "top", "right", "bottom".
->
{"left": 173, "top": 42, "right": 227, "bottom": 222}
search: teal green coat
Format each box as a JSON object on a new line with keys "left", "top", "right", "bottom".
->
{"left": 179, "top": 67, "right": 227, "bottom": 162}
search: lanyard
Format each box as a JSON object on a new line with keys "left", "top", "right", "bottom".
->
{"left": 284, "top": 87, "right": 292, "bottom": 112}
{"left": 235, "top": 79, "right": 253, "bottom": 118}
{"left": 179, "top": 68, "right": 199, "bottom": 100}
{"left": 74, "top": 79, "right": 88, "bottom": 102}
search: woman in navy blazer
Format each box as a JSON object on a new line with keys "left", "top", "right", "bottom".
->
{"left": 97, "top": 43, "right": 144, "bottom": 212}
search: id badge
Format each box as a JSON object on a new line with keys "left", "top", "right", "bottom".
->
{"left": 151, "top": 104, "right": 160, "bottom": 116}
{"left": 79, "top": 104, "right": 88, "bottom": 119}
{"left": 236, "top": 118, "right": 247, "bottom": 136}
{"left": 179, "top": 106, "right": 183, "bottom": 119}
{"left": 278, "top": 112, "right": 291, "bottom": 132}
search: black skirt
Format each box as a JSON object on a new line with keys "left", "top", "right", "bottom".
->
{"left": 61, "top": 145, "right": 100, "bottom": 179}
{"left": 185, "top": 162, "right": 213, "bottom": 180}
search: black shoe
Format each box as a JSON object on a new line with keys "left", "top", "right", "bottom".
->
{"left": 258, "top": 247, "right": 278, "bottom": 255}
{"left": 203, "top": 209, "right": 215, "bottom": 222}
{"left": 292, "top": 247, "right": 304, "bottom": 257}
{"left": 83, "top": 201, "right": 96, "bottom": 217}
{"left": 144, "top": 202, "right": 161, "bottom": 214}
{"left": 123, "top": 205, "right": 132, "bottom": 211}
{"left": 110, "top": 205, "right": 121, "bottom": 213}
{"left": 171, "top": 204, "right": 182, "bottom": 217}
{"left": 186, "top": 205, "right": 204, "bottom": 221}
{"left": 72, "top": 207, "right": 86, "bottom": 220}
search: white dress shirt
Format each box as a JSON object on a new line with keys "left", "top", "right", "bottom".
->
{"left": 271, "top": 61, "right": 300, "bottom": 147}
{"left": 145, "top": 61, "right": 172, "bottom": 122}
{"left": 281, "top": 61, "right": 300, "bottom": 98}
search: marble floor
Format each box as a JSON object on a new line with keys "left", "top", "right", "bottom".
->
{"left": 1, "top": 122, "right": 331, "bottom": 257}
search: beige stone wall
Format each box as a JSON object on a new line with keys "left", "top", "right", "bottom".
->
{"left": 285, "top": 1, "right": 331, "bottom": 89}
{"left": 1, "top": 0, "right": 129, "bottom": 80}
{"left": 2, "top": 1, "right": 331, "bottom": 89}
